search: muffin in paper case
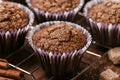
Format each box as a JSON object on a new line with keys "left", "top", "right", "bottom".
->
{"left": 0, "top": 1, "right": 34, "bottom": 54}
{"left": 83, "top": 0, "right": 120, "bottom": 47}
{"left": 26, "top": 21, "right": 92, "bottom": 76}
{"left": 26, "top": 0, "right": 84, "bottom": 22}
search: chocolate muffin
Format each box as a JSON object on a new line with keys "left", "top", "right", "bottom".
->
{"left": 26, "top": 0, "right": 84, "bottom": 21}
{"left": 27, "top": 21, "right": 92, "bottom": 76}
{"left": 31, "top": 0, "right": 80, "bottom": 13}
{"left": 0, "top": 2, "right": 29, "bottom": 32}
{"left": 32, "top": 24, "right": 86, "bottom": 53}
{"left": 88, "top": 1, "right": 120, "bottom": 25}
{"left": 84, "top": 0, "right": 120, "bottom": 47}
{"left": 0, "top": 1, "right": 34, "bottom": 54}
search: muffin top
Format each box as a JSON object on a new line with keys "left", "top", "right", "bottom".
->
{"left": 0, "top": 2, "right": 29, "bottom": 32}
{"left": 32, "top": 24, "right": 86, "bottom": 54}
{"left": 88, "top": 1, "right": 120, "bottom": 25}
{"left": 31, "top": 0, "right": 80, "bottom": 13}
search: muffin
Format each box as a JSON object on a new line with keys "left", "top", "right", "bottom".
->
{"left": 27, "top": 21, "right": 92, "bottom": 76}
{"left": 84, "top": 0, "right": 120, "bottom": 47}
{"left": 26, "top": 0, "right": 84, "bottom": 21}
{"left": 0, "top": 1, "right": 34, "bottom": 54}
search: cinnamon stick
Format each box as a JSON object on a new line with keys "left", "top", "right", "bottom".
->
{"left": 0, "top": 69, "right": 24, "bottom": 80}
{"left": 0, "top": 77, "right": 14, "bottom": 80}
{"left": 0, "top": 59, "right": 9, "bottom": 69}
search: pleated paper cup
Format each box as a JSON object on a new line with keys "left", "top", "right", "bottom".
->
{"left": 83, "top": 0, "right": 120, "bottom": 47}
{"left": 0, "top": 1, "right": 34, "bottom": 54}
{"left": 27, "top": 21, "right": 92, "bottom": 76}
{"left": 26, "top": 0, "right": 84, "bottom": 22}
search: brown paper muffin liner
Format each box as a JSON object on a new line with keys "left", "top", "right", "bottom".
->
{"left": 83, "top": 0, "right": 120, "bottom": 47}
{"left": 26, "top": 0, "right": 84, "bottom": 22}
{"left": 0, "top": 1, "right": 34, "bottom": 54}
{"left": 26, "top": 21, "right": 92, "bottom": 76}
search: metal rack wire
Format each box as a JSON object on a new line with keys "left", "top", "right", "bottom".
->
{"left": 5, "top": 43, "right": 37, "bottom": 80}
{"left": 2, "top": 41, "right": 107, "bottom": 80}
{"left": 0, "top": 12, "right": 111, "bottom": 80}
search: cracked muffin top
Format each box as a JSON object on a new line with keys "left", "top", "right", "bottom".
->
{"left": 88, "top": 1, "right": 120, "bottom": 25}
{"left": 31, "top": 0, "right": 80, "bottom": 13}
{"left": 0, "top": 2, "right": 29, "bottom": 32}
{"left": 32, "top": 24, "right": 86, "bottom": 53}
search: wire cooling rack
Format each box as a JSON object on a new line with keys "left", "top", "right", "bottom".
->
{"left": 0, "top": 12, "right": 111, "bottom": 80}
{"left": 0, "top": 40, "right": 110, "bottom": 80}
